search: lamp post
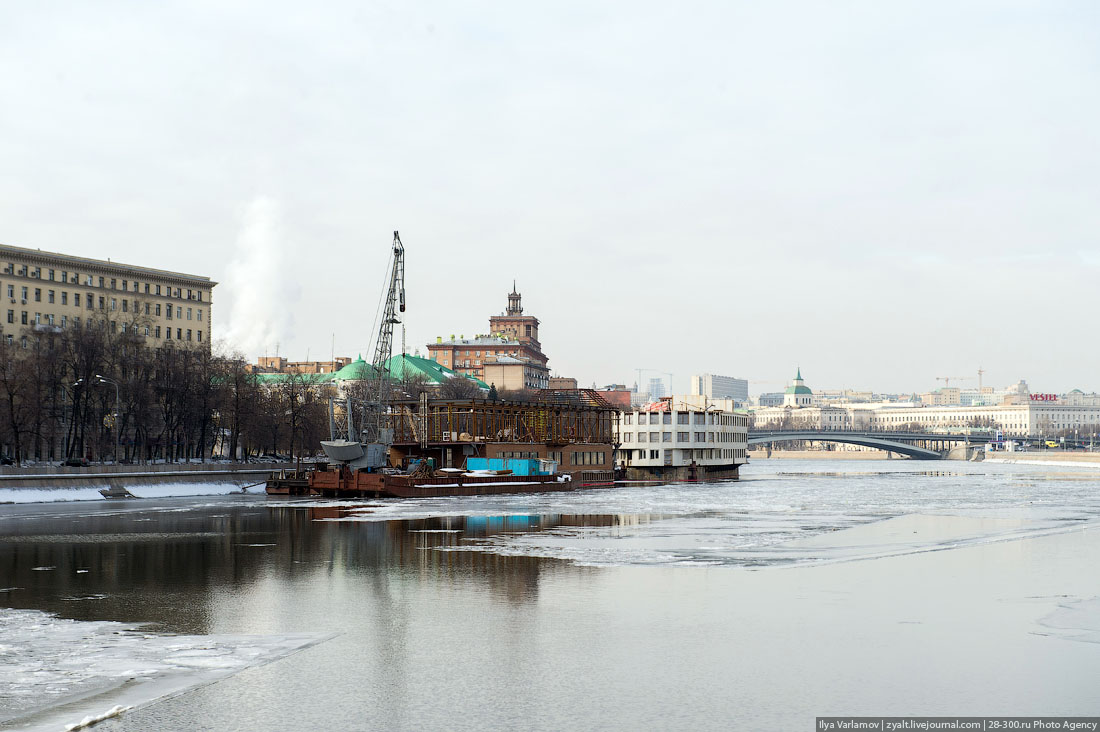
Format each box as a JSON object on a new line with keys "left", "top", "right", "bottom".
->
{"left": 95, "top": 375, "right": 121, "bottom": 464}
{"left": 76, "top": 375, "right": 121, "bottom": 463}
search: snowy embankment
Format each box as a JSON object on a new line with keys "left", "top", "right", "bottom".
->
{"left": 0, "top": 608, "right": 330, "bottom": 731}
{"left": 0, "top": 481, "right": 257, "bottom": 504}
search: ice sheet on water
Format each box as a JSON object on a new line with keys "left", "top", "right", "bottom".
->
{"left": 0, "top": 608, "right": 330, "bottom": 731}
{"left": 1037, "top": 596, "right": 1100, "bottom": 644}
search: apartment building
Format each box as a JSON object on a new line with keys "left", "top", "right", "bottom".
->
{"left": 0, "top": 243, "right": 215, "bottom": 348}
{"left": 427, "top": 286, "right": 549, "bottom": 381}
{"left": 691, "top": 373, "right": 749, "bottom": 402}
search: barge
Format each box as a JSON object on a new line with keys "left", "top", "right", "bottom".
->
{"left": 269, "top": 457, "right": 614, "bottom": 498}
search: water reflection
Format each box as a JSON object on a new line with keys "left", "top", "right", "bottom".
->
{"left": 0, "top": 499, "right": 643, "bottom": 631}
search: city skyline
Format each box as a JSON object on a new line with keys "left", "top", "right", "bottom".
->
{"left": 3, "top": 2, "right": 1098, "bottom": 392}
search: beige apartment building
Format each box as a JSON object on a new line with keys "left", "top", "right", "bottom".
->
{"left": 0, "top": 243, "right": 215, "bottom": 347}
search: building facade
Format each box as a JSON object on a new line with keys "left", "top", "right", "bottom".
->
{"left": 483, "top": 355, "right": 551, "bottom": 391}
{"left": 250, "top": 356, "right": 353, "bottom": 375}
{"left": 691, "top": 373, "right": 749, "bottom": 403}
{"left": 427, "top": 286, "right": 549, "bottom": 381}
{"left": 615, "top": 401, "right": 749, "bottom": 479}
{"left": 0, "top": 243, "right": 215, "bottom": 347}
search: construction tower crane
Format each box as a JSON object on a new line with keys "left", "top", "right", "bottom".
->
{"left": 361, "top": 231, "right": 405, "bottom": 444}
{"left": 321, "top": 231, "right": 405, "bottom": 469}
{"left": 936, "top": 376, "right": 972, "bottom": 389}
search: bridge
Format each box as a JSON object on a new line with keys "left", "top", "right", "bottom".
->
{"left": 748, "top": 430, "right": 991, "bottom": 460}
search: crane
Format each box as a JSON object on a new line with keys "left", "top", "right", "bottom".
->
{"left": 321, "top": 231, "right": 405, "bottom": 469}
{"left": 361, "top": 231, "right": 405, "bottom": 444}
{"left": 936, "top": 376, "right": 972, "bottom": 389}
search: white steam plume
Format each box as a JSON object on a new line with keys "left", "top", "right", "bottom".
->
{"left": 219, "top": 197, "right": 300, "bottom": 357}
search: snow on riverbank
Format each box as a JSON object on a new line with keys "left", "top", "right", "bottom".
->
{"left": 0, "top": 481, "right": 256, "bottom": 504}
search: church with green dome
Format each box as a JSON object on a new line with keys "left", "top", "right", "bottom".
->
{"left": 783, "top": 368, "right": 813, "bottom": 408}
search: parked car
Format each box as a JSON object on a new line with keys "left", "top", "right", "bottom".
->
{"left": 63, "top": 457, "right": 90, "bottom": 467}
{"left": 0, "top": 456, "right": 13, "bottom": 465}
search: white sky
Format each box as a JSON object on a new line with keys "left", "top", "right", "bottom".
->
{"left": 2, "top": 1, "right": 1098, "bottom": 395}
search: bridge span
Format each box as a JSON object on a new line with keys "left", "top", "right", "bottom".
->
{"left": 748, "top": 430, "right": 991, "bottom": 460}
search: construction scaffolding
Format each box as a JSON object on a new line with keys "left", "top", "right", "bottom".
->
{"left": 388, "top": 394, "right": 615, "bottom": 447}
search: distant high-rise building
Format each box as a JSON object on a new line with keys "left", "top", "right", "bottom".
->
{"left": 647, "top": 377, "right": 667, "bottom": 400}
{"left": 691, "top": 373, "right": 749, "bottom": 403}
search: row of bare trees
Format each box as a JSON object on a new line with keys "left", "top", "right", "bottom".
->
{"left": 0, "top": 322, "right": 339, "bottom": 465}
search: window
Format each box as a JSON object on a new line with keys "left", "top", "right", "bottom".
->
{"left": 61, "top": 315, "right": 67, "bottom": 327}
{"left": 155, "top": 284, "right": 162, "bottom": 295}
{"left": 48, "top": 290, "right": 54, "bottom": 303}
{"left": 20, "top": 286, "right": 27, "bottom": 300}
{"left": 624, "top": 414, "right": 632, "bottom": 425}
{"left": 677, "top": 432, "right": 689, "bottom": 442}
{"left": 122, "top": 300, "right": 128, "bottom": 312}
{"left": 638, "top": 432, "right": 647, "bottom": 443}
{"left": 48, "top": 269, "right": 55, "bottom": 281}
{"left": 678, "top": 413, "right": 689, "bottom": 424}
{"left": 650, "top": 431, "right": 660, "bottom": 442}
{"left": 695, "top": 432, "right": 705, "bottom": 442}
{"left": 34, "top": 312, "right": 40, "bottom": 324}
{"left": 165, "top": 303, "right": 172, "bottom": 319}
{"left": 155, "top": 326, "right": 161, "bottom": 338}
{"left": 98, "top": 277, "right": 105, "bottom": 288}
{"left": 186, "top": 329, "right": 192, "bottom": 341}
{"left": 571, "top": 451, "right": 604, "bottom": 466}
{"left": 5, "top": 310, "right": 11, "bottom": 324}
{"left": 20, "top": 311, "right": 27, "bottom": 325}
{"left": 662, "top": 413, "right": 671, "bottom": 424}
{"left": 694, "top": 413, "right": 705, "bottom": 425}
{"left": 622, "top": 433, "right": 633, "bottom": 442}
{"left": 61, "top": 292, "right": 67, "bottom": 305}
{"left": 176, "top": 328, "right": 181, "bottom": 339}
{"left": 122, "top": 280, "right": 128, "bottom": 291}
{"left": 166, "top": 327, "right": 172, "bottom": 340}
{"left": 144, "top": 303, "right": 150, "bottom": 315}
{"left": 98, "top": 296, "right": 105, "bottom": 309}
{"left": 156, "top": 304, "right": 162, "bottom": 316}
{"left": 34, "top": 288, "right": 40, "bottom": 302}
{"left": 144, "top": 283, "right": 150, "bottom": 294}
{"left": 663, "top": 432, "right": 672, "bottom": 442}
{"left": 197, "top": 330, "right": 202, "bottom": 342}
{"left": 176, "top": 307, "right": 181, "bottom": 318}
{"left": 110, "top": 298, "right": 117, "bottom": 310}
{"left": 5, "top": 285, "right": 11, "bottom": 298}
{"left": 143, "top": 326, "right": 149, "bottom": 336}
{"left": 197, "top": 309, "right": 202, "bottom": 320}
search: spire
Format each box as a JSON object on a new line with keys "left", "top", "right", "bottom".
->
{"left": 511, "top": 280, "right": 517, "bottom": 294}
{"left": 796, "top": 366, "right": 802, "bottom": 381}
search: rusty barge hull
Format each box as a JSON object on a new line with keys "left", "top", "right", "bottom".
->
{"left": 281, "top": 468, "right": 615, "bottom": 499}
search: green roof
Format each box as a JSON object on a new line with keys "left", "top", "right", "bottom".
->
{"left": 251, "top": 354, "right": 487, "bottom": 390}
{"left": 784, "top": 385, "right": 813, "bottom": 395}
{"left": 385, "top": 354, "right": 489, "bottom": 389}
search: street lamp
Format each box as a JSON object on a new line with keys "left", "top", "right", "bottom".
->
{"left": 95, "top": 375, "right": 121, "bottom": 464}
{"left": 75, "top": 375, "right": 121, "bottom": 463}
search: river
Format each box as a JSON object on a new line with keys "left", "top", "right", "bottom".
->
{"left": 2, "top": 459, "right": 1099, "bottom": 730}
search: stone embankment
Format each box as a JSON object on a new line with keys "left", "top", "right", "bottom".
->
{"left": 0, "top": 462, "right": 293, "bottom": 491}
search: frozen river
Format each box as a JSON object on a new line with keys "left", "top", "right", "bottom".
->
{"left": 2, "top": 459, "right": 1099, "bottom": 730}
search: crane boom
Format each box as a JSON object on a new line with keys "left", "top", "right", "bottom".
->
{"left": 361, "top": 231, "right": 405, "bottom": 445}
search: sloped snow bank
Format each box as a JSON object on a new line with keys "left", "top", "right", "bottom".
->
{"left": 0, "top": 481, "right": 252, "bottom": 504}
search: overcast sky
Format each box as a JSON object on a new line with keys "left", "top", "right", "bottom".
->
{"left": 2, "top": 1, "right": 1098, "bottom": 395}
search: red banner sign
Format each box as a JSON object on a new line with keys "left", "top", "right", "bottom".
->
{"left": 1029, "top": 393, "right": 1057, "bottom": 402}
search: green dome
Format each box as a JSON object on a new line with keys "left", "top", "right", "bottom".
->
{"left": 784, "top": 385, "right": 813, "bottom": 395}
